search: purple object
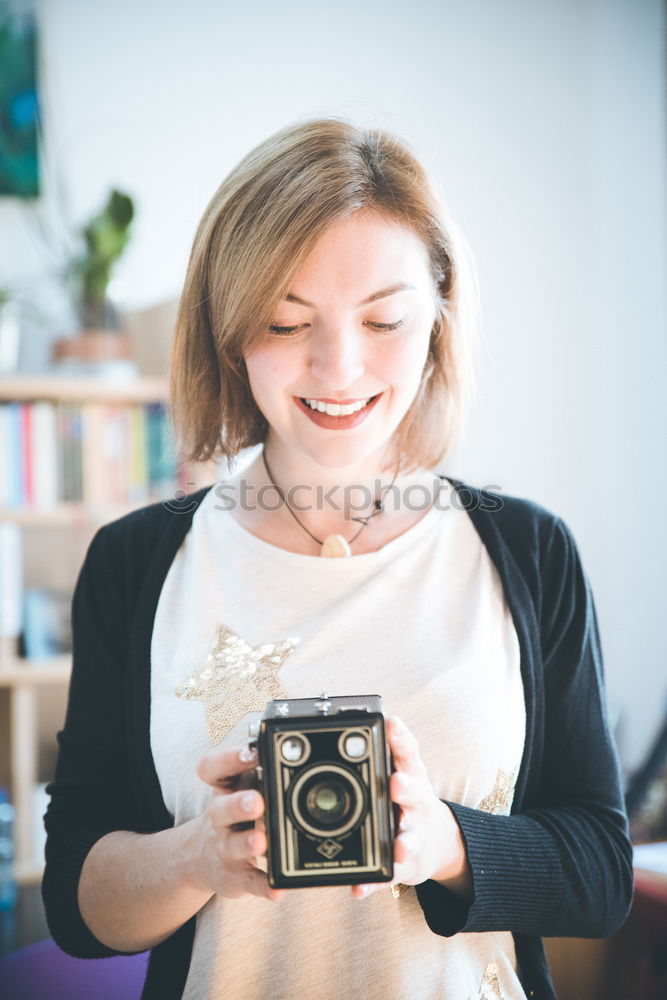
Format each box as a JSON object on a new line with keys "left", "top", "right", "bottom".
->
{"left": 0, "top": 938, "right": 149, "bottom": 999}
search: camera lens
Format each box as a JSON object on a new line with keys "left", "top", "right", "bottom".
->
{"left": 289, "top": 764, "right": 367, "bottom": 838}
{"left": 306, "top": 780, "right": 350, "bottom": 825}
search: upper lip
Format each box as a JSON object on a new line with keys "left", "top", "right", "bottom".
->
{"left": 297, "top": 394, "right": 379, "bottom": 404}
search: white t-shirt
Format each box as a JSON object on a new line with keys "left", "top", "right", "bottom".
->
{"left": 151, "top": 484, "right": 526, "bottom": 1000}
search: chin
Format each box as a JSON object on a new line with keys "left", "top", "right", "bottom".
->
{"left": 300, "top": 432, "right": 396, "bottom": 472}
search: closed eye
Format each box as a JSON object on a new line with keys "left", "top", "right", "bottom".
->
{"left": 268, "top": 324, "right": 307, "bottom": 336}
{"left": 365, "top": 318, "right": 405, "bottom": 332}
{"left": 267, "top": 317, "right": 405, "bottom": 336}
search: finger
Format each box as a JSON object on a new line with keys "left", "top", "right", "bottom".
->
{"left": 391, "top": 863, "right": 409, "bottom": 885}
{"left": 386, "top": 717, "right": 423, "bottom": 774}
{"left": 197, "top": 744, "right": 258, "bottom": 788}
{"left": 395, "top": 831, "right": 419, "bottom": 866}
{"left": 351, "top": 881, "right": 381, "bottom": 899}
{"left": 209, "top": 788, "right": 265, "bottom": 831}
{"left": 351, "top": 865, "right": 410, "bottom": 899}
{"left": 225, "top": 826, "right": 268, "bottom": 861}
{"left": 390, "top": 771, "right": 425, "bottom": 810}
{"left": 243, "top": 864, "right": 286, "bottom": 902}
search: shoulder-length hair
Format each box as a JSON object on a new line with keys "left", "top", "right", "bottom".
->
{"left": 170, "top": 117, "right": 479, "bottom": 473}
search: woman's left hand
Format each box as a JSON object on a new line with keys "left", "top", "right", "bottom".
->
{"left": 351, "top": 716, "right": 472, "bottom": 900}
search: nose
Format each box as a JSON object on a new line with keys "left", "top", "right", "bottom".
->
{"left": 309, "top": 325, "right": 365, "bottom": 391}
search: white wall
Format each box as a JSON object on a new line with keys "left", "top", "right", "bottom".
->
{"left": 1, "top": 0, "right": 665, "bottom": 771}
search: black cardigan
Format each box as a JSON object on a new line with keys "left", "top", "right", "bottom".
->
{"left": 42, "top": 479, "right": 633, "bottom": 1000}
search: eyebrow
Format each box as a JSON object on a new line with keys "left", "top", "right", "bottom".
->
{"left": 284, "top": 282, "right": 416, "bottom": 308}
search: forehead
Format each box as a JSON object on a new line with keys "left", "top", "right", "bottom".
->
{"left": 288, "top": 211, "right": 433, "bottom": 295}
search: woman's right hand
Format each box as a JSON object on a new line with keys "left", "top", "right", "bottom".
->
{"left": 190, "top": 744, "right": 285, "bottom": 902}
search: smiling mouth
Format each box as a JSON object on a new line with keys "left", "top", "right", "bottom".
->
{"left": 298, "top": 395, "right": 380, "bottom": 416}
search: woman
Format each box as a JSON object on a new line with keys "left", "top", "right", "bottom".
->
{"left": 42, "top": 119, "right": 632, "bottom": 1000}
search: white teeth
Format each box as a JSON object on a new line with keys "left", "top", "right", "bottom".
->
{"left": 303, "top": 397, "right": 373, "bottom": 416}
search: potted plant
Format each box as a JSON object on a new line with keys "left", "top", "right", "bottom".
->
{"left": 52, "top": 188, "right": 136, "bottom": 371}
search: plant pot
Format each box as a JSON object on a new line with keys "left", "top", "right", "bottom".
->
{"left": 51, "top": 330, "right": 138, "bottom": 379}
{"left": 52, "top": 329, "right": 131, "bottom": 363}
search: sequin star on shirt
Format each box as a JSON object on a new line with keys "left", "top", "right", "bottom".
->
{"left": 478, "top": 768, "right": 518, "bottom": 815}
{"left": 175, "top": 624, "right": 300, "bottom": 745}
{"left": 472, "top": 962, "right": 505, "bottom": 1000}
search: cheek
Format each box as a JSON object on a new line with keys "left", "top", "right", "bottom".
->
{"left": 243, "top": 347, "right": 307, "bottom": 425}
{"left": 244, "top": 347, "right": 292, "bottom": 397}
{"left": 383, "top": 334, "right": 432, "bottom": 395}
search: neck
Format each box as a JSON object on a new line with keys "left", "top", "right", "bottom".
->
{"left": 262, "top": 437, "right": 400, "bottom": 503}
{"left": 224, "top": 441, "right": 439, "bottom": 555}
{"left": 249, "top": 438, "right": 435, "bottom": 542}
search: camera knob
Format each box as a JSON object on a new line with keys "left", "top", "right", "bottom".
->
{"left": 248, "top": 721, "right": 260, "bottom": 740}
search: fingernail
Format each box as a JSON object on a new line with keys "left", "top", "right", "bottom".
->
{"left": 358, "top": 886, "right": 369, "bottom": 898}
{"left": 239, "top": 746, "right": 257, "bottom": 763}
{"left": 402, "top": 833, "right": 417, "bottom": 854}
{"left": 241, "top": 792, "right": 255, "bottom": 813}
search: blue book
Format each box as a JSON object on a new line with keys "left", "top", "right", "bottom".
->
{"left": 6, "top": 403, "right": 23, "bottom": 508}
{"left": 22, "top": 588, "right": 72, "bottom": 660}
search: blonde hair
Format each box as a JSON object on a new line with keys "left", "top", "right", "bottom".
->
{"left": 170, "top": 117, "right": 479, "bottom": 473}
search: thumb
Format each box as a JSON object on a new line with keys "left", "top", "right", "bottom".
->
{"left": 197, "top": 744, "right": 258, "bottom": 788}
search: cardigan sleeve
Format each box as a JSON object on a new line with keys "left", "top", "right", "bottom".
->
{"left": 415, "top": 514, "right": 634, "bottom": 939}
{"left": 41, "top": 526, "right": 147, "bottom": 958}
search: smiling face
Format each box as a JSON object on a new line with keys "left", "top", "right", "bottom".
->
{"left": 243, "top": 210, "right": 439, "bottom": 474}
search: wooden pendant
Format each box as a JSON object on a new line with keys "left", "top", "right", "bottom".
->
{"left": 320, "top": 534, "right": 352, "bottom": 558}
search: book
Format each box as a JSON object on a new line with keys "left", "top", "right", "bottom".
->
{"left": 31, "top": 401, "right": 58, "bottom": 507}
{"left": 2, "top": 396, "right": 180, "bottom": 509}
{"left": 21, "top": 587, "right": 72, "bottom": 659}
{"left": 81, "top": 403, "right": 107, "bottom": 505}
{"left": 0, "top": 522, "right": 22, "bottom": 638}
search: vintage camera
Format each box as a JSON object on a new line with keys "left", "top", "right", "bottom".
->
{"left": 248, "top": 694, "right": 395, "bottom": 889}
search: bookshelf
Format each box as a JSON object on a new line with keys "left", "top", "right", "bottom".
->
{"left": 0, "top": 374, "right": 170, "bottom": 403}
{"left": 0, "top": 374, "right": 218, "bottom": 882}
{"left": 0, "top": 505, "right": 138, "bottom": 527}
